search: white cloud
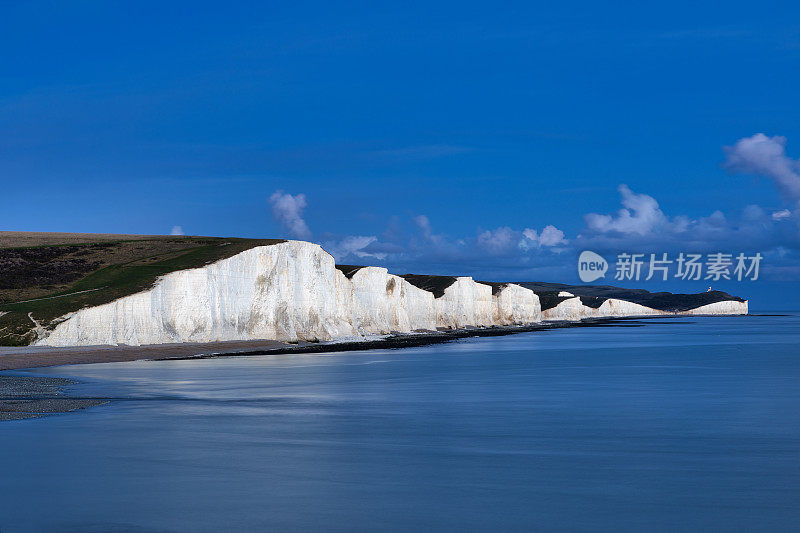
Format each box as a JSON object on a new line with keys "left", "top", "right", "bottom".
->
{"left": 519, "top": 225, "right": 568, "bottom": 249}
{"left": 521, "top": 228, "right": 538, "bottom": 242}
{"left": 412, "top": 214, "right": 450, "bottom": 248}
{"left": 170, "top": 225, "right": 184, "bottom": 236}
{"left": 724, "top": 133, "right": 800, "bottom": 203}
{"left": 584, "top": 185, "right": 668, "bottom": 235}
{"left": 325, "top": 235, "right": 386, "bottom": 262}
{"left": 477, "top": 227, "right": 516, "bottom": 255}
{"left": 772, "top": 209, "right": 792, "bottom": 221}
{"left": 538, "top": 225, "right": 568, "bottom": 246}
{"left": 575, "top": 182, "right": 800, "bottom": 254}
{"left": 413, "top": 214, "right": 432, "bottom": 238}
{"left": 268, "top": 190, "right": 311, "bottom": 239}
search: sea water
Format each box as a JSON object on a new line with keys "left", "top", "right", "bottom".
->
{"left": 0, "top": 314, "right": 798, "bottom": 532}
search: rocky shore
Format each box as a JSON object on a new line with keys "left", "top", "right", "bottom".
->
{"left": 0, "top": 373, "right": 107, "bottom": 421}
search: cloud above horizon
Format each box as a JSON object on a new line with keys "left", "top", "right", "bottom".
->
{"left": 576, "top": 183, "right": 799, "bottom": 254}
{"left": 724, "top": 133, "right": 800, "bottom": 204}
{"left": 268, "top": 134, "right": 800, "bottom": 281}
{"left": 269, "top": 190, "right": 311, "bottom": 239}
{"left": 323, "top": 235, "right": 387, "bottom": 262}
{"left": 275, "top": 182, "right": 798, "bottom": 282}
{"left": 584, "top": 184, "right": 685, "bottom": 236}
{"left": 522, "top": 225, "right": 568, "bottom": 248}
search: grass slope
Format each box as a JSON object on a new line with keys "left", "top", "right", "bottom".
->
{"left": 400, "top": 274, "right": 458, "bottom": 298}
{"left": 0, "top": 234, "right": 283, "bottom": 345}
{"left": 335, "top": 264, "right": 366, "bottom": 279}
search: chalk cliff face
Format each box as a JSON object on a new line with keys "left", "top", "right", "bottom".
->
{"left": 35, "top": 240, "right": 748, "bottom": 347}
{"left": 434, "top": 277, "right": 494, "bottom": 329}
{"left": 40, "top": 241, "right": 358, "bottom": 346}
{"left": 398, "top": 279, "right": 438, "bottom": 331}
{"left": 493, "top": 284, "right": 541, "bottom": 325}
{"left": 542, "top": 296, "right": 748, "bottom": 321}
{"left": 595, "top": 298, "right": 665, "bottom": 317}
{"left": 681, "top": 300, "right": 749, "bottom": 315}
{"left": 341, "top": 267, "right": 437, "bottom": 334}
{"left": 541, "top": 297, "right": 587, "bottom": 321}
{"left": 38, "top": 241, "right": 445, "bottom": 347}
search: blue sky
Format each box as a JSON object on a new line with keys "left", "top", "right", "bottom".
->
{"left": 3, "top": 1, "right": 800, "bottom": 307}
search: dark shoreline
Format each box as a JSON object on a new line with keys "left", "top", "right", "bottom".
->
{"left": 160, "top": 316, "right": 687, "bottom": 362}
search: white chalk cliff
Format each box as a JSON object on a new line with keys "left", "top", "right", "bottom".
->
{"left": 434, "top": 277, "right": 494, "bottom": 329}
{"left": 680, "top": 300, "right": 750, "bottom": 315}
{"left": 541, "top": 296, "right": 748, "bottom": 321}
{"left": 36, "top": 240, "right": 748, "bottom": 347}
{"left": 493, "top": 283, "right": 541, "bottom": 325}
{"left": 542, "top": 297, "right": 664, "bottom": 321}
{"left": 338, "top": 266, "right": 437, "bottom": 333}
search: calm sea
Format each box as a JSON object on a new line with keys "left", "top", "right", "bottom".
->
{"left": 1, "top": 314, "right": 798, "bottom": 532}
